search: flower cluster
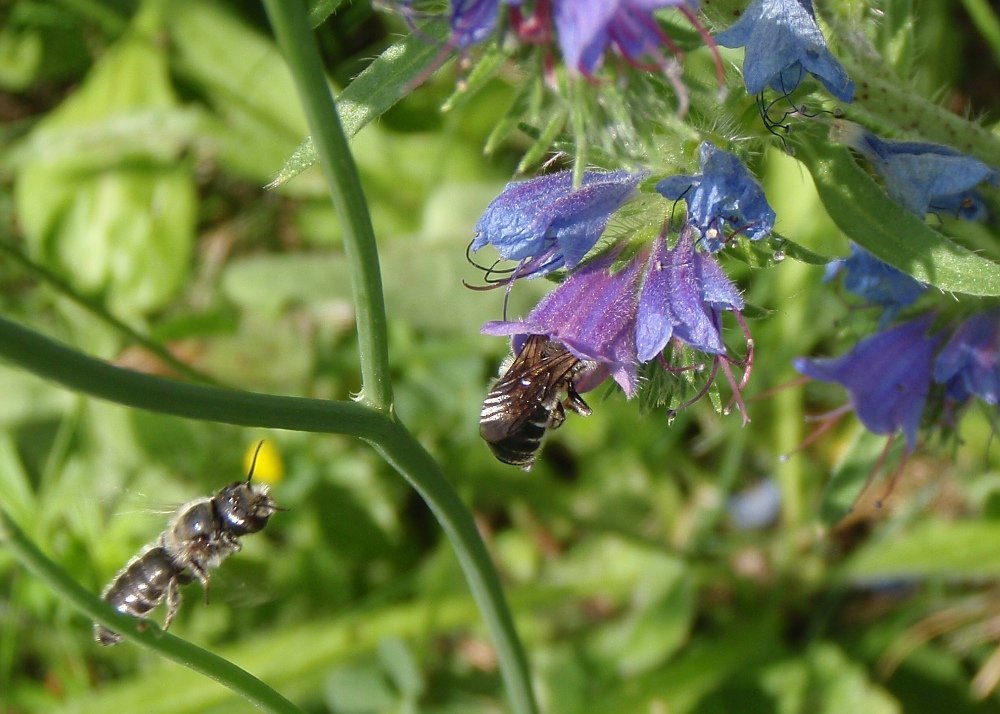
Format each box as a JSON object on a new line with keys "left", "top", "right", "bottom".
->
{"left": 472, "top": 143, "right": 768, "bottom": 421}
{"left": 455, "top": 0, "right": 998, "bottom": 471}
{"left": 795, "top": 311, "right": 999, "bottom": 451}
{"left": 793, "top": 120, "right": 999, "bottom": 451}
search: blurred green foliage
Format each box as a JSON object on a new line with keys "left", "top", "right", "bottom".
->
{"left": 0, "top": 0, "right": 998, "bottom": 712}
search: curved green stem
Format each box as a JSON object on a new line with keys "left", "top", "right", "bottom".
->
{"left": 373, "top": 425, "right": 538, "bottom": 714}
{"left": 0, "top": 316, "right": 389, "bottom": 440}
{"left": 0, "top": 507, "right": 301, "bottom": 714}
{"left": 262, "top": 0, "right": 392, "bottom": 413}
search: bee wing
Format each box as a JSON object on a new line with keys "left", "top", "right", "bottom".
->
{"left": 480, "top": 336, "right": 581, "bottom": 441}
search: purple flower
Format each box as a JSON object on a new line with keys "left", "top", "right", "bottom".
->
{"left": 635, "top": 225, "right": 744, "bottom": 360}
{"left": 825, "top": 244, "right": 926, "bottom": 319}
{"left": 481, "top": 224, "right": 746, "bottom": 399}
{"left": 794, "top": 315, "right": 941, "bottom": 450}
{"left": 934, "top": 312, "right": 1000, "bottom": 406}
{"left": 483, "top": 249, "right": 644, "bottom": 394}
{"left": 715, "top": 0, "right": 854, "bottom": 102}
{"left": 449, "top": 0, "right": 502, "bottom": 48}
{"left": 471, "top": 169, "right": 643, "bottom": 278}
{"left": 841, "top": 123, "right": 999, "bottom": 217}
{"left": 655, "top": 143, "right": 776, "bottom": 252}
{"left": 552, "top": 0, "right": 695, "bottom": 75}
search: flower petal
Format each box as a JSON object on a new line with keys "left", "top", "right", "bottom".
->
{"left": 715, "top": 0, "right": 854, "bottom": 102}
{"left": 795, "top": 315, "right": 939, "bottom": 449}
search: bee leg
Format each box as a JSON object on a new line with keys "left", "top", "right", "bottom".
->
{"left": 188, "top": 562, "right": 212, "bottom": 605}
{"left": 548, "top": 401, "right": 566, "bottom": 430}
{"left": 221, "top": 532, "right": 242, "bottom": 553}
{"left": 163, "top": 578, "right": 183, "bottom": 632}
{"left": 565, "top": 385, "right": 592, "bottom": 417}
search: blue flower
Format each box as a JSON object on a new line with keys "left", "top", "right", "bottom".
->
{"left": 635, "top": 224, "right": 744, "bottom": 360}
{"left": 794, "top": 315, "right": 940, "bottom": 450}
{"left": 471, "top": 169, "right": 643, "bottom": 278}
{"left": 840, "top": 123, "right": 999, "bottom": 217}
{"left": 715, "top": 0, "right": 854, "bottom": 102}
{"left": 655, "top": 143, "right": 776, "bottom": 252}
{"left": 934, "top": 311, "right": 1000, "bottom": 406}
{"left": 825, "top": 244, "right": 926, "bottom": 320}
{"left": 552, "top": 0, "right": 695, "bottom": 75}
{"left": 928, "top": 190, "right": 989, "bottom": 222}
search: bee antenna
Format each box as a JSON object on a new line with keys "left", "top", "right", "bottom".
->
{"left": 246, "top": 440, "right": 266, "bottom": 483}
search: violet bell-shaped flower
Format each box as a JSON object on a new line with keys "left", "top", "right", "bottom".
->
{"left": 552, "top": 0, "right": 696, "bottom": 75}
{"left": 837, "top": 122, "right": 999, "bottom": 217}
{"left": 471, "top": 169, "right": 643, "bottom": 278}
{"left": 794, "top": 315, "right": 940, "bottom": 450}
{"left": 398, "top": 0, "right": 505, "bottom": 49}
{"left": 715, "top": 0, "right": 854, "bottom": 102}
{"left": 635, "top": 224, "right": 744, "bottom": 360}
{"left": 825, "top": 243, "right": 926, "bottom": 321}
{"left": 482, "top": 249, "right": 645, "bottom": 395}
{"left": 655, "top": 142, "right": 776, "bottom": 252}
{"left": 449, "top": 0, "right": 503, "bottom": 47}
{"left": 482, "top": 224, "right": 747, "bottom": 406}
{"left": 934, "top": 311, "right": 1000, "bottom": 406}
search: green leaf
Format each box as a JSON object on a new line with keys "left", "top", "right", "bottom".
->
{"left": 266, "top": 20, "right": 450, "bottom": 189}
{"left": 13, "top": 13, "right": 196, "bottom": 316}
{"left": 795, "top": 131, "right": 1000, "bottom": 296}
{"left": 309, "top": 0, "right": 348, "bottom": 28}
{"left": 844, "top": 520, "right": 1000, "bottom": 580}
{"left": 324, "top": 664, "right": 397, "bottom": 713}
{"left": 166, "top": 0, "right": 313, "bottom": 186}
{"left": 759, "top": 643, "right": 899, "bottom": 714}
{"left": 819, "top": 428, "right": 901, "bottom": 529}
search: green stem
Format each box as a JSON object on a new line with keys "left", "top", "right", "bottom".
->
{"left": 0, "top": 315, "right": 388, "bottom": 440}
{"left": 0, "top": 507, "right": 301, "bottom": 714}
{"left": 373, "top": 425, "right": 539, "bottom": 714}
{"left": 262, "top": 0, "right": 392, "bottom": 413}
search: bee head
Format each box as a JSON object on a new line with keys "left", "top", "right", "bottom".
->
{"left": 215, "top": 481, "right": 279, "bottom": 535}
{"left": 216, "top": 441, "right": 281, "bottom": 535}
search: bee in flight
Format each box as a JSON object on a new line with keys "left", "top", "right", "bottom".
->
{"left": 94, "top": 443, "right": 281, "bottom": 646}
{"left": 480, "top": 335, "right": 596, "bottom": 470}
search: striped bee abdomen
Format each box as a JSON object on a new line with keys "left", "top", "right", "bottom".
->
{"left": 95, "top": 546, "right": 184, "bottom": 646}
